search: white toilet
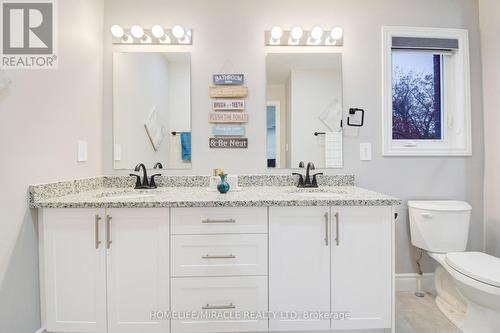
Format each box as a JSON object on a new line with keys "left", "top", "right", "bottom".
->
{"left": 408, "top": 200, "right": 500, "bottom": 333}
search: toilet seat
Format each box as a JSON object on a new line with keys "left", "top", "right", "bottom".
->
{"left": 445, "top": 252, "right": 500, "bottom": 288}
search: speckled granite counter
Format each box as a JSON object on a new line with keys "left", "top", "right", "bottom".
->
{"left": 29, "top": 175, "right": 400, "bottom": 208}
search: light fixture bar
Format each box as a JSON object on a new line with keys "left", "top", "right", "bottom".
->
{"left": 264, "top": 27, "right": 343, "bottom": 46}
{"left": 110, "top": 25, "right": 193, "bottom": 45}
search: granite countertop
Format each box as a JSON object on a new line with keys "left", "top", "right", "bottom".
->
{"left": 31, "top": 185, "right": 401, "bottom": 208}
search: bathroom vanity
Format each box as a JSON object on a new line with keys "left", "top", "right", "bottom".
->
{"left": 30, "top": 175, "right": 400, "bottom": 333}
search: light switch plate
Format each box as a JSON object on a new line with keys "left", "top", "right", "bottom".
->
{"left": 77, "top": 140, "right": 88, "bottom": 162}
{"left": 360, "top": 143, "right": 372, "bottom": 161}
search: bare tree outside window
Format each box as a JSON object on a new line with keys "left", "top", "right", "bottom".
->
{"left": 392, "top": 52, "right": 443, "bottom": 140}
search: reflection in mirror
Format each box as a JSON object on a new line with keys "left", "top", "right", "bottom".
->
{"left": 266, "top": 53, "right": 343, "bottom": 169}
{"left": 113, "top": 52, "right": 191, "bottom": 170}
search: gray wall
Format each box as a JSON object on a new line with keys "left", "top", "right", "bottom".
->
{"left": 104, "top": 0, "right": 484, "bottom": 274}
{"left": 0, "top": 1, "right": 104, "bottom": 332}
{"left": 480, "top": 0, "right": 500, "bottom": 257}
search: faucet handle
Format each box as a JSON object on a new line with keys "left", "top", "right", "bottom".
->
{"left": 311, "top": 173, "right": 323, "bottom": 187}
{"left": 149, "top": 174, "right": 161, "bottom": 188}
{"left": 129, "top": 174, "right": 141, "bottom": 189}
{"left": 298, "top": 161, "right": 305, "bottom": 168}
{"left": 292, "top": 173, "right": 305, "bottom": 187}
{"left": 153, "top": 162, "right": 163, "bottom": 169}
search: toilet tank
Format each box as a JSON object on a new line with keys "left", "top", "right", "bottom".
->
{"left": 408, "top": 201, "right": 472, "bottom": 253}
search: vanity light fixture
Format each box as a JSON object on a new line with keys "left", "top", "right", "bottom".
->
{"left": 326, "top": 26, "right": 343, "bottom": 45}
{"left": 288, "top": 26, "right": 303, "bottom": 45}
{"left": 151, "top": 24, "right": 171, "bottom": 43}
{"left": 172, "top": 25, "right": 185, "bottom": 39}
{"left": 270, "top": 26, "right": 283, "bottom": 44}
{"left": 308, "top": 26, "right": 324, "bottom": 45}
{"left": 265, "top": 26, "right": 343, "bottom": 46}
{"left": 110, "top": 24, "right": 131, "bottom": 42}
{"left": 151, "top": 25, "right": 165, "bottom": 39}
{"left": 130, "top": 25, "right": 145, "bottom": 39}
{"left": 110, "top": 24, "right": 192, "bottom": 45}
{"left": 111, "top": 25, "right": 125, "bottom": 38}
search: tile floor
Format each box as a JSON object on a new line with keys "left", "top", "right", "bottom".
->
{"left": 396, "top": 292, "right": 461, "bottom": 333}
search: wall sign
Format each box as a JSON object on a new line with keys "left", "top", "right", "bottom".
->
{"left": 213, "top": 74, "right": 244, "bottom": 85}
{"left": 209, "top": 112, "right": 248, "bottom": 123}
{"left": 209, "top": 137, "right": 248, "bottom": 148}
{"left": 212, "top": 125, "right": 246, "bottom": 136}
{"left": 209, "top": 85, "right": 248, "bottom": 98}
{"left": 212, "top": 99, "right": 245, "bottom": 111}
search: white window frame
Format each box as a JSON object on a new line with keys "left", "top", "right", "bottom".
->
{"left": 381, "top": 26, "right": 472, "bottom": 156}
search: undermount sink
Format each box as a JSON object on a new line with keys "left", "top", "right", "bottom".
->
{"left": 289, "top": 188, "right": 347, "bottom": 198}
{"left": 98, "top": 191, "right": 156, "bottom": 200}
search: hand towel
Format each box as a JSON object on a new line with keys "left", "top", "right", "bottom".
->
{"left": 319, "top": 99, "right": 342, "bottom": 132}
{"left": 180, "top": 132, "right": 191, "bottom": 161}
{"left": 325, "top": 131, "right": 343, "bottom": 168}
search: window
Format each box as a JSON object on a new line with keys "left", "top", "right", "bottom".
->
{"left": 382, "top": 27, "right": 472, "bottom": 156}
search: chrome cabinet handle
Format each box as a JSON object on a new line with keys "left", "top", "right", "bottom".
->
{"left": 202, "top": 303, "right": 236, "bottom": 310}
{"left": 201, "top": 218, "right": 236, "bottom": 224}
{"left": 94, "top": 215, "right": 102, "bottom": 249}
{"left": 201, "top": 254, "right": 236, "bottom": 259}
{"left": 324, "top": 212, "right": 329, "bottom": 246}
{"left": 106, "top": 215, "right": 112, "bottom": 249}
{"left": 334, "top": 212, "right": 340, "bottom": 246}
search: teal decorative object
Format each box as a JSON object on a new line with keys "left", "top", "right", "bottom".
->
{"left": 217, "top": 174, "right": 230, "bottom": 194}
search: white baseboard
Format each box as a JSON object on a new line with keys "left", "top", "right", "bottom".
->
{"left": 396, "top": 273, "right": 435, "bottom": 293}
{"left": 34, "top": 328, "right": 45, "bottom": 333}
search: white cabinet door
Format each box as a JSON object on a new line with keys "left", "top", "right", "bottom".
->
{"left": 40, "top": 208, "right": 107, "bottom": 333}
{"left": 106, "top": 208, "right": 170, "bottom": 333}
{"left": 331, "top": 206, "right": 392, "bottom": 330}
{"left": 269, "top": 206, "right": 331, "bottom": 331}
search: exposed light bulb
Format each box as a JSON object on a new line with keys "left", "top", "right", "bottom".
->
{"left": 311, "top": 26, "right": 324, "bottom": 40}
{"left": 290, "top": 26, "right": 303, "bottom": 40}
{"left": 110, "top": 25, "right": 124, "bottom": 38}
{"left": 330, "top": 26, "right": 343, "bottom": 40}
{"left": 271, "top": 26, "right": 283, "bottom": 40}
{"left": 151, "top": 25, "right": 165, "bottom": 39}
{"left": 130, "top": 25, "right": 144, "bottom": 39}
{"left": 172, "top": 25, "right": 185, "bottom": 39}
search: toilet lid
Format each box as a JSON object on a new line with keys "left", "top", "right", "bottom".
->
{"left": 445, "top": 252, "right": 500, "bottom": 288}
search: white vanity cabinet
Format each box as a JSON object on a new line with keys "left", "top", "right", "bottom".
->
{"left": 39, "top": 208, "right": 170, "bottom": 333}
{"left": 269, "top": 206, "right": 394, "bottom": 332}
{"left": 38, "top": 204, "right": 394, "bottom": 333}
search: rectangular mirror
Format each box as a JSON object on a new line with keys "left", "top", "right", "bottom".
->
{"left": 113, "top": 52, "right": 191, "bottom": 170}
{"left": 266, "top": 53, "right": 343, "bottom": 169}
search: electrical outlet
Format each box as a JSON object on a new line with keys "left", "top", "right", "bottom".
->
{"left": 77, "top": 140, "right": 88, "bottom": 162}
{"left": 360, "top": 143, "right": 372, "bottom": 161}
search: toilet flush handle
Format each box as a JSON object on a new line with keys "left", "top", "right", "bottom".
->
{"left": 420, "top": 212, "right": 433, "bottom": 219}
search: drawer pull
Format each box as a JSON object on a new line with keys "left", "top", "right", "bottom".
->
{"left": 202, "top": 303, "right": 236, "bottom": 310}
{"left": 201, "top": 218, "right": 236, "bottom": 224}
{"left": 202, "top": 254, "right": 236, "bottom": 259}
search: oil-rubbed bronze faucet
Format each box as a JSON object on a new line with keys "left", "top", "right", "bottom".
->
{"left": 292, "top": 161, "right": 323, "bottom": 188}
{"left": 129, "top": 163, "right": 162, "bottom": 189}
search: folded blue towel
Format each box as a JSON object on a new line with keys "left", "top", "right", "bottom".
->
{"left": 180, "top": 132, "right": 191, "bottom": 161}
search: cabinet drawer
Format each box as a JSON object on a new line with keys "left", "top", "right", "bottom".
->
{"left": 171, "top": 234, "right": 267, "bottom": 277}
{"left": 171, "top": 207, "right": 267, "bottom": 235}
{"left": 171, "top": 276, "right": 268, "bottom": 333}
